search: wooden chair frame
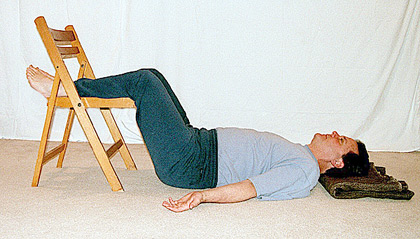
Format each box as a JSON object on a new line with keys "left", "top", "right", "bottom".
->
{"left": 32, "top": 16, "right": 137, "bottom": 191}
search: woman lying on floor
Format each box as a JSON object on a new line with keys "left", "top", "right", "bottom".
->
{"left": 26, "top": 65, "right": 369, "bottom": 213}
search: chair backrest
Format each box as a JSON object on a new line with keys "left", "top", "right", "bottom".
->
{"left": 34, "top": 16, "right": 95, "bottom": 81}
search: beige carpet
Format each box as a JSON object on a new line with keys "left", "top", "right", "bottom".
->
{"left": 1, "top": 139, "right": 419, "bottom": 238}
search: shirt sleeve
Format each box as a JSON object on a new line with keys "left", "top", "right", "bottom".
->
{"left": 248, "top": 165, "right": 312, "bottom": 201}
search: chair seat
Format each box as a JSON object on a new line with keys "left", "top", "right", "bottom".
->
{"left": 50, "top": 97, "right": 136, "bottom": 108}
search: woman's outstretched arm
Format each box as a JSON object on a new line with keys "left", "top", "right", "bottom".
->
{"left": 162, "top": 179, "right": 257, "bottom": 213}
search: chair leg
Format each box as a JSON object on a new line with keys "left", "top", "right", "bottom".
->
{"left": 74, "top": 108, "right": 124, "bottom": 191}
{"left": 100, "top": 108, "right": 137, "bottom": 170}
{"left": 57, "top": 109, "right": 75, "bottom": 168}
{"left": 32, "top": 103, "right": 56, "bottom": 187}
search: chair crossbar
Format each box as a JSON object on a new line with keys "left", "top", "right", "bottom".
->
{"left": 106, "top": 140, "right": 124, "bottom": 159}
{"left": 42, "top": 144, "right": 66, "bottom": 165}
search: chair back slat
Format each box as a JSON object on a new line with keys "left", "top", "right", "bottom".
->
{"left": 57, "top": 46, "right": 80, "bottom": 59}
{"left": 35, "top": 16, "right": 93, "bottom": 73}
{"left": 48, "top": 28, "right": 79, "bottom": 58}
{"left": 49, "top": 28, "right": 76, "bottom": 43}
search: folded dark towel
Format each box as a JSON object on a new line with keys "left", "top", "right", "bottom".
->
{"left": 319, "top": 163, "right": 414, "bottom": 200}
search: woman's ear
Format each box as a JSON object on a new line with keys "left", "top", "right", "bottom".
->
{"left": 334, "top": 158, "right": 344, "bottom": 168}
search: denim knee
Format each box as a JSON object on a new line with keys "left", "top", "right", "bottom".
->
{"left": 124, "top": 69, "right": 161, "bottom": 100}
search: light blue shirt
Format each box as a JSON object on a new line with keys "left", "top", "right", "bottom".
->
{"left": 216, "top": 127, "right": 320, "bottom": 200}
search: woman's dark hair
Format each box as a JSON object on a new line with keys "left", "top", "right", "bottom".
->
{"left": 324, "top": 140, "right": 370, "bottom": 178}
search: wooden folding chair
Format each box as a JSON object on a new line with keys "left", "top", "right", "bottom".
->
{"left": 32, "top": 16, "right": 137, "bottom": 191}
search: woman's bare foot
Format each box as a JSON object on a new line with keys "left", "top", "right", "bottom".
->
{"left": 26, "top": 65, "right": 66, "bottom": 98}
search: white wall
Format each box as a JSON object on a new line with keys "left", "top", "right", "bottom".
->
{"left": 1, "top": 0, "right": 419, "bottom": 151}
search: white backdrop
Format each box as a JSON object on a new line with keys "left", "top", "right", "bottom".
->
{"left": 0, "top": 0, "right": 419, "bottom": 151}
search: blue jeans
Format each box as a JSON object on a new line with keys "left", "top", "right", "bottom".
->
{"left": 74, "top": 69, "right": 218, "bottom": 189}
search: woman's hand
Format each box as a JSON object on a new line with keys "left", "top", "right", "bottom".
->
{"left": 162, "top": 191, "right": 204, "bottom": 213}
{"left": 162, "top": 179, "right": 257, "bottom": 213}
